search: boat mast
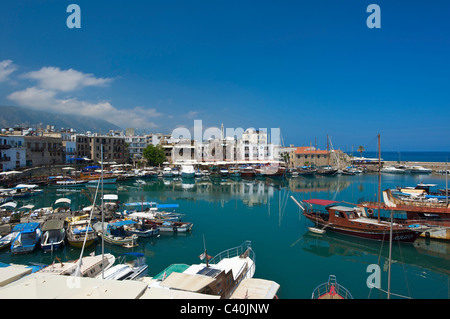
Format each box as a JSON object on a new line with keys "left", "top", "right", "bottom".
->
{"left": 101, "top": 143, "right": 105, "bottom": 279}
{"left": 203, "top": 234, "right": 209, "bottom": 267}
{"left": 446, "top": 160, "right": 448, "bottom": 206}
{"left": 377, "top": 134, "right": 381, "bottom": 223}
{"left": 388, "top": 210, "right": 393, "bottom": 299}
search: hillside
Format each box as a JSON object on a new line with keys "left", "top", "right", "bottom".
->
{"left": 0, "top": 105, "right": 121, "bottom": 133}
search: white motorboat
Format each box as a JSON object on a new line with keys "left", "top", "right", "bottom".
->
{"left": 180, "top": 165, "right": 195, "bottom": 178}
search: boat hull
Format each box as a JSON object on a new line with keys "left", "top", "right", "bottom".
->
{"left": 67, "top": 238, "right": 96, "bottom": 248}
{"left": 306, "top": 216, "right": 421, "bottom": 243}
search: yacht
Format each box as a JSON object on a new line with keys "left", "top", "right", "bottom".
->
{"left": 180, "top": 165, "right": 195, "bottom": 178}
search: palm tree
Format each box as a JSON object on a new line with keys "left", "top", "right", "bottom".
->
{"left": 357, "top": 145, "right": 365, "bottom": 158}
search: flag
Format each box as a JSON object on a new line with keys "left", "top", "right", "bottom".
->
{"left": 199, "top": 252, "right": 212, "bottom": 261}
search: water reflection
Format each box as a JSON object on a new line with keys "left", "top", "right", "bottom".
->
{"left": 301, "top": 230, "right": 450, "bottom": 277}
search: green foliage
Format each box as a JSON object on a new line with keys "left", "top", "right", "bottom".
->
{"left": 143, "top": 144, "right": 166, "bottom": 166}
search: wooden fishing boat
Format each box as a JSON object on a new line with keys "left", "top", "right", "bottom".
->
{"left": 301, "top": 199, "right": 424, "bottom": 243}
{"left": 239, "top": 166, "right": 255, "bottom": 178}
{"left": 145, "top": 220, "right": 193, "bottom": 233}
{"left": 93, "top": 220, "right": 139, "bottom": 248}
{"left": 311, "top": 275, "right": 352, "bottom": 299}
{"left": 66, "top": 216, "right": 97, "bottom": 248}
{"left": 360, "top": 189, "right": 450, "bottom": 240}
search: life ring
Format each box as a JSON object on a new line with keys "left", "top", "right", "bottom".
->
{"left": 367, "top": 209, "right": 374, "bottom": 217}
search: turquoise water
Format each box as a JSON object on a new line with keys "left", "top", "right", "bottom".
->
{"left": 1, "top": 173, "right": 449, "bottom": 299}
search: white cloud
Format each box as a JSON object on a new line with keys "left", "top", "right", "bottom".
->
{"left": 8, "top": 86, "right": 162, "bottom": 129}
{"left": 4, "top": 61, "right": 166, "bottom": 129}
{"left": 0, "top": 60, "right": 17, "bottom": 82}
{"left": 22, "top": 66, "right": 112, "bottom": 92}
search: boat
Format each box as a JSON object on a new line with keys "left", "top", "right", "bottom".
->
{"left": 172, "top": 167, "right": 180, "bottom": 176}
{"left": 316, "top": 166, "right": 338, "bottom": 176}
{"left": 120, "top": 201, "right": 183, "bottom": 221}
{"left": 162, "top": 167, "right": 174, "bottom": 177}
{"left": 146, "top": 220, "right": 193, "bottom": 233}
{"left": 239, "top": 166, "right": 255, "bottom": 178}
{"left": 180, "top": 165, "right": 195, "bottom": 178}
{"left": 66, "top": 216, "right": 97, "bottom": 248}
{"left": 102, "top": 194, "right": 120, "bottom": 213}
{"left": 2, "top": 184, "right": 43, "bottom": 199}
{"left": 405, "top": 165, "right": 432, "bottom": 174}
{"left": 93, "top": 220, "right": 139, "bottom": 248}
{"left": 297, "top": 199, "right": 424, "bottom": 243}
{"left": 311, "top": 275, "right": 353, "bottom": 299}
{"left": 308, "top": 226, "right": 326, "bottom": 234}
{"left": 54, "top": 179, "right": 88, "bottom": 187}
{"left": 87, "top": 177, "right": 117, "bottom": 184}
{"left": 382, "top": 166, "right": 406, "bottom": 174}
{"left": 360, "top": 189, "right": 450, "bottom": 240}
{"left": 0, "top": 231, "right": 20, "bottom": 250}
{"left": 228, "top": 167, "right": 241, "bottom": 178}
{"left": 96, "top": 252, "right": 148, "bottom": 281}
{"left": 37, "top": 253, "right": 116, "bottom": 277}
{"left": 10, "top": 222, "right": 42, "bottom": 254}
{"left": 126, "top": 218, "right": 160, "bottom": 237}
{"left": 285, "top": 168, "right": 299, "bottom": 177}
{"left": 255, "top": 165, "right": 286, "bottom": 177}
{"left": 296, "top": 166, "right": 317, "bottom": 176}
{"left": 149, "top": 241, "right": 256, "bottom": 299}
{"left": 40, "top": 219, "right": 66, "bottom": 251}
{"left": 220, "top": 168, "right": 229, "bottom": 177}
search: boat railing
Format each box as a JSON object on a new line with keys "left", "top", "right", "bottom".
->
{"left": 209, "top": 241, "right": 256, "bottom": 298}
{"left": 209, "top": 240, "right": 254, "bottom": 266}
{"left": 311, "top": 275, "right": 353, "bottom": 299}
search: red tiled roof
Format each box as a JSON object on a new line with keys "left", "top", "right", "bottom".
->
{"left": 294, "top": 147, "right": 328, "bottom": 155}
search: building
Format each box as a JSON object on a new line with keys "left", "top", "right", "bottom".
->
{"left": 24, "top": 136, "right": 65, "bottom": 167}
{"left": 76, "top": 135, "right": 128, "bottom": 164}
{"left": 289, "top": 146, "right": 348, "bottom": 168}
{"left": 172, "top": 128, "right": 282, "bottom": 165}
{"left": 125, "top": 135, "right": 148, "bottom": 161}
{"left": 0, "top": 135, "right": 26, "bottom": 171}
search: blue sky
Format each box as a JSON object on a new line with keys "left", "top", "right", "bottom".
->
{"left": 0, "top": 1, "right": 449, "bottom": 151}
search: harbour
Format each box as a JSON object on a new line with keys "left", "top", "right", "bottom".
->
{"left": 1, "top": 167, "right": 449, "bottom": 299}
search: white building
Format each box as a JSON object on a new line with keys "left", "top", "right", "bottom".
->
{"left": 172, "top": 128, "right": 282, "bottom": 165}
{"left": 0, "top": 135, "right": 26, "bottom": 171}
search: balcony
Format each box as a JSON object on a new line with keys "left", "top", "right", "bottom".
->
{"left": 0, "top": 156, "right": 11, "bottom": 162}
{"left": 0, "top": 144, "right": 11, "bottom": 150}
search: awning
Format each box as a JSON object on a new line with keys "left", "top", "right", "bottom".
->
{"left": 303, "top": 199, "right": 340, "bottom": 206}
{"left": 109, "top": 220, "right": 136, "bottom": 227}
{"left": 156, "top": 204, "right": 179, "bottom": 209}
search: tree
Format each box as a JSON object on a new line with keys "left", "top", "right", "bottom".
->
{"left": 143, "top": 144, "right": 166, "bottom": 167}
{"left": 357, "top": 145, "right": 365, "bottom": 158}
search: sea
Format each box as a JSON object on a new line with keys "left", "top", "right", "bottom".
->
{"left": 1, "top": 172, "right": 450, "bottom": 299}
{"left": 353, "top": 151, "right": 450, "bottom": 163}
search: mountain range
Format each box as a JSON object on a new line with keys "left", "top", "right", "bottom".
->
{"left": 0, "top": 105, "right": 121, "bottom": 133}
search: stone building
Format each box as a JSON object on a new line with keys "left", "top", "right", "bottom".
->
{"left": 24, "top": 136, "right": 65, "bottom": 167}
